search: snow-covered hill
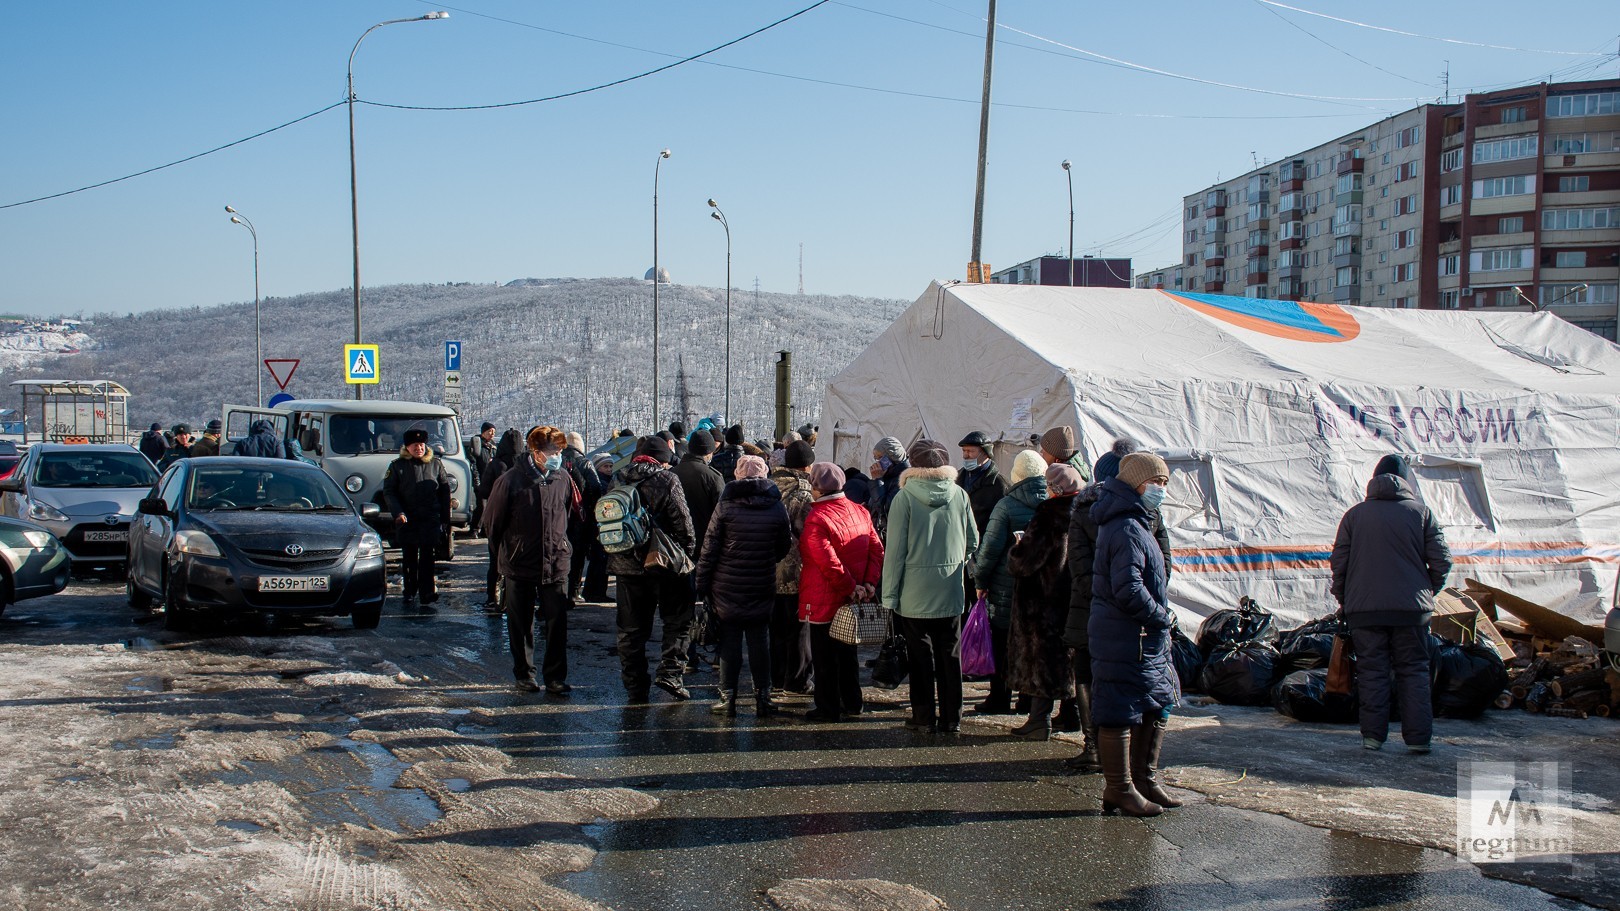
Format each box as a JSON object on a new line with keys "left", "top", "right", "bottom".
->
{"left": 0, "top": 278, "right": 908, "bottom": 445}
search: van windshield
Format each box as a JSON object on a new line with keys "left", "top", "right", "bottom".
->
{"left": 327, "top": 416, "right": 460, "bottom": 456}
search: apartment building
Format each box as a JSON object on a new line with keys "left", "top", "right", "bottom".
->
{"left": 989, "top": 255, "right": 1132, "bottom": 287}
{"left": 1175, "top": 79, "right": 1620, "bottom": 338}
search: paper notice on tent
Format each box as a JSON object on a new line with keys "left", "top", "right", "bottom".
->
{"left": 1009, "top": 398, "right": 1033, "bottom": 431}
{"left": 817, "top": 281, "right": 1620, "bottom": 628}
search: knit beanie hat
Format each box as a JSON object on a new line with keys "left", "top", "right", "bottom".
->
{"left": 1040, "top": 425, "right": 1077, "bottom": 460}
{"left": 907, "top": 439, "right": 949, "bottom": 469}
{"left": 635, "top": 434, "right": 673, "bottom": 462}
{"left": 874, "top": 436, "right": 907, "bottom": 463}
{"left": 780, "top": 431, "right": 802, "bottom": 444}
{"left": 1046, "top": 464, "right": 1084, "bottom": 497}
{"left": 735, "top": 455, "right": 769, "bottom": 479}
{"left": 725, "top": 424, "right": 745, "bottom": 446}
{"left": 669, "top": 421, "right": 685, "bottom": 438}
{"left": 687, "top": 430, "right": 716, "bottom": 456}
{"left": 784, "top": 440, "right": 815, "bottom": 469}
{"left": 566, "top": 432, "right": 585, "bottom": 452}
{"left": 808, "top": 461, "right": 846, "bottom": 494}
{"left": 1117, "top": 452, "right": 1170, "bottom": 490}
{"left": 1011, "top": 449, "right": 1047, "bottom": 485}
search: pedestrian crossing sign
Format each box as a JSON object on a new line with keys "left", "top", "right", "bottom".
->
{"left": 344, "top": 344, "right": 380, "bottom": 384}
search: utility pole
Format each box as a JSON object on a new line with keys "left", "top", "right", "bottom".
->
{"left": 582, "top": 316, "right": 592, "bottom": 447}
{"left": 798, "top": 244, "right": 805, "bottom": 295}
{"left": 967, "top": 0, "right": 997, "bottom": 283}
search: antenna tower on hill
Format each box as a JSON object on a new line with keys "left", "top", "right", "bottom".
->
{"left": 798, "top": 244, "right": 804, "bottom": 295}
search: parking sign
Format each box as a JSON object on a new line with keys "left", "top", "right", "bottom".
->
{"left": 445, "top": 341, "right": 462, "bottom": 372}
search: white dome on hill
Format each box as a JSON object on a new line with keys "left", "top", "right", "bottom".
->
{"left": 644, "top": 266, "right": 671, "bottom": 284}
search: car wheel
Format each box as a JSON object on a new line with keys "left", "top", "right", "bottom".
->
{"left": 352, "top": 603, "right": 382, "bottom": 630}
{"left": 162, "top": 571, "right": 191, "bottom": 632}
{"left": 127, "top": 575, "right": 154, "bottom": 612}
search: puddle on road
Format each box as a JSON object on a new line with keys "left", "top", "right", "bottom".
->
{"left": 214, "top": 737, "right": 443, "bottom": 833}
{"left": 216, "top": 819, "right": 265, "bottom": 833}
{"left": 112, "top": 734, "right": 176, "bottom": 751}
{"left": 123, "top": 675, "right": 170, "bottom": 693}
{"left": 442, "top": 778, "right": 471, "bottom": 793}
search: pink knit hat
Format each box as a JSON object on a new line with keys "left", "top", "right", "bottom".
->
{"left": 808, "top": 461, "right": 846, "bottom": 493}
{"left": 735, "top": 455, "right": 769, "bottom": 479}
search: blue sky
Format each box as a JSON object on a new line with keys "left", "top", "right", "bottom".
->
{"left": 1, "top": 1, "right": 1615, "bottom": 315}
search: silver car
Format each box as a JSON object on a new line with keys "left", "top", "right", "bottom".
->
{"left": 0, "top": 514, "right": 71, "bottom": 616}
{"left": 0, "top": 443, "right": 160, "bottom": 566}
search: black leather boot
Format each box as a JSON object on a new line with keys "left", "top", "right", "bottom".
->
{"left": 1053, "top": 698, "right": 1080, "bottom": 732}
{"left": 710, "top": 690, "right": 737, "bottom": 717}
{"left": 1099, "top": 727, "right": 1162, "bottom": 817}
{"left": 1130, "top": 717, "right": 1182, "bottom": 809}
{"left": 755, "top": 690, "right": 778, "bottom": 718}
{"left": 1010, "top": 696, "right": 1053, "bottom": 740}
{"left": 1063, "top": 684, "right": 1101, "bottom": 774}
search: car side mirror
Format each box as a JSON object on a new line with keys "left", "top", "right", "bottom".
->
{"left": 0, "top": 477, "right": 21, "bottom": 493}
{"left": 360, "top": 502, "right": 380, "bottom": 520}
{"left": 138, "top": 497, "right": 169, "bottom": 517}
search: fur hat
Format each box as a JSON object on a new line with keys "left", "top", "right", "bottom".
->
{"left": 171, "top": 423, "right": 192, "bottom": 436}
{"left": 1117, "top": 452, "right": 1170, "bottom": 490}
{"left": 784, "top": 440, "right": 815, "bottom": 469}
{"left": 1046, "top": 464, "right": 1084, "bottom": 497}
{"left": 907, "top": 439, "right": 949, "bottom": 469}
{"left": 735, "top": 455, "right": 769, "bottom": 479}
{"left": 403, "top": 428, "right": 430, "bottom": 446}
{"left": 528, "top": 425, "right": 566, "bottom": 453}
{"left": 635, "top": 435, "right": 673, "bottom": 462}
{"left": 874, "top": 436, "right": 907, "bottom": 463}
{"left": 1011, "top": 449, "right": 1047, "bottom": 485}
{"left": 808, "top": 461, "right": 846, "bottom": 494}
{"left": 725, "top": 424, "right": 745, "bottom": 446}
{"left": 687, "top": 430, "right": 716, "bottom": 456}
{"left": 1040, "top": 425, "right": 1077, "bottom": 460}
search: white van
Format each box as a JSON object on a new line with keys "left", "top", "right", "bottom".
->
{"left": 222, "top": 400, "right": 475, "bottom": 535}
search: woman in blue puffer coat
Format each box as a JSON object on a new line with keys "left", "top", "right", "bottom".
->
{"left": 1089, "top": 452, "right": 1181, "bottom": 817}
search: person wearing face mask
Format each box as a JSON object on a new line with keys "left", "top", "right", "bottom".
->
{"left": 1088, "top": 451, "right": 1180, "bottom": 817}
{"left": 485, "top": 426, "right": 579, "bottom": 694}
{"left": 867, "top": 436, "right": 910, "bottom": 544}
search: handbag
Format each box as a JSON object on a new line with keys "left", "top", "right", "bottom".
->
{"left": 642, "top": 524, "right": 694, "bottom": 576}
{"left": 1325, "top": 633, "right": 1356, "bottom": 696}
{"left": 960, "top": 596, "right": 996, "bottom": 675}
{"left": 829, "top": 549, "right": 888, "bottom": 645}
{"left": 871, "top": 632, "right": 910, "bottom": 689}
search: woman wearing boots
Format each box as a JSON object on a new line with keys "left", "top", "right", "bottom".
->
{"left": 971, "top": 449, "right": 1048, "bottom": 718}
{"left": 695, "top": 456, "right": 792, "bottom": 717}
{"left": 1005, "top": 465, "right": 1082, "bottom": 740}
{"left": 1089, "top": 452, "right": 1181, "bottom": 817}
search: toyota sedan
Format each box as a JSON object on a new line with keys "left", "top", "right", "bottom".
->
{"left": 0, "top": 443, "right": 158, "bottom": 567}
{"left": 126, "top": 458, "right": 386, "bottom": 630}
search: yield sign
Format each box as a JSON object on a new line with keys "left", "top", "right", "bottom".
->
{"left": 264, "top": 359, "right": 300, "bottom": 390}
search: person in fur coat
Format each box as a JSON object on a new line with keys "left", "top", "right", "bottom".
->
{"left": 1005, "top": 464, "right": 1081, "bottom": 740}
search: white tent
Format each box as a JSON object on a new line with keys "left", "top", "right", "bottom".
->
{"left": 818, "top": 281, "right": 1620, "bottom": 627}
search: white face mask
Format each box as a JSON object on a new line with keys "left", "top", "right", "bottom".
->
{"left": 1140, "top": 483, "right": 1167, "bottom": 511}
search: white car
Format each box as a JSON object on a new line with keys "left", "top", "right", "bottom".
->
{"left": 0, "top": 443, "right": 159, "bottom": 566}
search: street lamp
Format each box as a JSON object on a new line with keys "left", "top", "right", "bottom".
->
{"left": 1061, "top": 159, "right": 1074, "bottom": 287}
{"left": 1514, "top": 283, "right": 1588, "bottom": 312}
{"left": 708, "top": 199, "right": 731, "bottom": 426}
{"left": 347, "top": 11, "right": 448, "bottom": 400}
{"left": 225, "top": 206, "right": 262, "bottom": 404}
{"left": 651, "top": 148, "right": 671, "bottom": 428}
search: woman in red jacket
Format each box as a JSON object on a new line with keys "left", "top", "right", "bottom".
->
{"left": 798, "top": 462, "right": 885, "bottom": 722}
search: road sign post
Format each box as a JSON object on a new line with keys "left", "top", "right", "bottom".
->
{"left": 264, "top": 359, "right": 300, "bottom": 391}
{"left": 344, "top": 344, "right": 380, "bottom": 385}
{"left": 444, "top": 341, "right": 463, "bottom": 417}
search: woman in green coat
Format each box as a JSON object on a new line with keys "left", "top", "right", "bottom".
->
{"left": 972, "top": 449, "right": 1049, "bottom": 721}
{"left": 881, "top": 439, "right": 979, "bottom": 733}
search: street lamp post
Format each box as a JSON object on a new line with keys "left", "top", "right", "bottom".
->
{"left": 652, "top": 149, "right": 671, "bottom": 429}
{"left": 708, "top": 199, "right": 731, "bottom": 426}
{"left": 225, "top": 206, "right": 262, "bottom": 404}
{"left": 348, "top": 11, "right": 448, "bottom": 400}
{"left": 1061, "top": 160, "right": 1074, "bottom": 287}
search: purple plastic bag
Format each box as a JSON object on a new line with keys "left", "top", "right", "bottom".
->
{"left": 961, "top": 597, "right": 995, "bottom": 676}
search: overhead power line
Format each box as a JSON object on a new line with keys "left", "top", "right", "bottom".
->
{"left": 1252, "top": 0, "right": 1603, "bottom": 55}
{"left": 0, "top": 102, "right": 344, "bottom": 210}
{"left": 1248, "top": 0, "right": 1436, "bottom": 88}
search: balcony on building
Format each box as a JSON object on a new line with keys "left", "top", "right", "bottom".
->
{"left": 1203, "top": 243, "right": 1224, "bottom": 265}
{"left": 1336, "top": 154, "right": 1365, "bottom": 176}
{"left": 1204, "top": 189, "right": 1227, "bottom": 215}
{"left": 1333, "top": 283, "right": 1362, "bottom": 304}
{"left": 1279, "top": 160, "right": 1306, "bottom": 192}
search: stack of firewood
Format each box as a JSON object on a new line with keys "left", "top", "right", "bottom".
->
{"left": 1501, "top": 636, "right": 1619, "bottom": 719}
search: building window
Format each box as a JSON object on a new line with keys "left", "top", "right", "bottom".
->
{"left": 1541, "top": 283, "right": 1618, "bottom": 306}
{"left": 1440, "top": 290, "right": 1460, "bottom": 309}
{"left": 1543, "top": 206, "right": 1619, "bottom": 230}
{"left": 1334, "top": 235, "right": 1359, "bottom": 256}
{"left": 1473, "top": 175, "right": 1534, "bottom": 198}
{"left": 1395, "top": 228, "right": 1417, "bottom": 249}
{"left": 1187, "top": 205, "right": 1200, "bottom": 220}
{"left": 1558, "top": 175, "right": 1591, "bottom": 193}
{"left": 1441, "top": 148, "right": 1463, "bottom": 172}
{"left": 1395, "top": 262, "right": 1417, "bottom": 282}
{"left": 1440, "top": 184, "right": 1464, "bottom": 206}
{"left": 1395, "top": 161, "right": 1419, "bottom": 182}
{"left": 1393, "top": 194, "right": 1419, "bottom": 216}
{"left": 1554, "top": 251, "right": 1588, "bottom": 268}
{"left": 1501, "top": 106, "right": 1527, "bottom": 123}
{"left": 1441, "top": 254, "right": 1460, "bottom": 276}
{"left": 1497, "top": 216, "right": 1523, "bottom": 234}
{"left": 1547, "top": 91, "right": 1619, "bottom": 118}
{"left": 1336, "top": 266, "right": 1358, "bottom": 287}
{"left": 1335, "top": 173, "right": 1364, "bottom": 195}
{"left": 1473, "top": 136, "right": 1538, "bottom": 163}
{"left": 1471, "top": 248, "right": 1532, "bottom": 272}
{"left": 1492, "top": 288, "right": 1521, "bottom": 307}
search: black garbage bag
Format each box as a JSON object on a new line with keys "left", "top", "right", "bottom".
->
{"left": 1431, "top": 639, "right": 1510, "bottom": 719}
{"left": 1196, "top": 597, "right": 1278, "bottom": 655}
{"left": 1198, "top": 641, "right": 1282, "bottom": 706}
{"left": 871, "top": 634, "right": 909, "bottom": 689}
{"left": 1276, "top": 615, "right": 1342, "bottom": 653}
{"left": 1278, "top": 630, "right": 1339, "bottom": 674}
{"left": 1171, "top": 624, "right": 1206, "bottom": 694}
{"left": 1272, "top": 668, "right": 1359, "bottom": 723}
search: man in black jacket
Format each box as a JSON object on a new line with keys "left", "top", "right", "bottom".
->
{"left": 486, "top": 426, "right": 578, "bottom": 695}
{"left": 672, "top": 430, "right": 724, "bottom": 557}
{"left": 611, "top": 435, "right": 698, "bottom": 702}
{"left": 710, "top": 424, "right": 745, "bottom": 482}
{"left": 561, "top": 431, "right": 601, "bottom": 601}
{"left": 382, "top": 428, "right": 451, "bottom": 605}
{"left": 467, "top": 422, "right": 496, "bottom": 531}
{"left": 1330, "top": 454, "right": 1451, "bottom": 754}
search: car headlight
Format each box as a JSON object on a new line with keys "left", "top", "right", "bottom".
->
{"left": 356, "top": 531, "right": 384, "bottom": 559}
{"left": 21, "top": 530, "right": 54, "bottom": 549}
{"left": 447, "top": 475, "right": 459, "bottom": 493}
{"left": 174, "top": 529, "right": 222, "bottom": 557}
{"left": 345, "top": 474, "right": 365, "bottom": 493}
{"left": 27, "top": 501, "right": 68, "bottom": 523}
